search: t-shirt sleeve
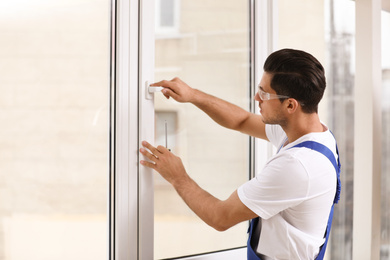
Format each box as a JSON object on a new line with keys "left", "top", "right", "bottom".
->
{"left": 237, "top": 153, "right": 310, "bottom": 219}
{"left": 265, "top": 124, "right": 287, "bottom": 149}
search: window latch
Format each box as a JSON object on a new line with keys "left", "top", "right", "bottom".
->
{"left": 145, "top": 81, "right": 163, "bottom": 100}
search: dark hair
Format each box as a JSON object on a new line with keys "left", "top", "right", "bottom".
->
{"left": 263, "top": 49, "right": 326, "bottom": 113}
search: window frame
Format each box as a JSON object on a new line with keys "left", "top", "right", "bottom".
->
{"left": 110, "top": 0, "right": 274, "bottom": 259}
{"left": 353, "top": 0, "right": 382, "bottom": 259}
{"left": 110, "top": 0, "right": 144, "bottom": 258}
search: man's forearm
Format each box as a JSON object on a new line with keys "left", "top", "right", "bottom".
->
{"left": 172, "top": 174, "right": 230, "bottom": 231}
{"left": 190, "top": 89, "right": 251, "bottom": 131}
{"left": 155, "top": 77, "right": 267, "bottom": 139}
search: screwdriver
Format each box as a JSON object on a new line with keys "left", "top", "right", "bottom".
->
{"left": 165, "top": 120, "right": 171, "bottom": 151}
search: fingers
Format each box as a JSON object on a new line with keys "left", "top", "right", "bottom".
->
{"left": 150, "top": 79, "right": 167, "bottom": 87}
{"left": 162, "top": 90, "right": 170, "bottom": 99}
{"left": 139, "top": 140, "right": 171, "bottom": 161}
{"left": 139, "top": 159, "right": 156, "bottom": 168}
{"left": 162, "top": 88, "right": 179, "bottom": 100}
{"left": 156, "top": 145, "right": 170, "bottom": 154}
{"left": 139, "top": 147, "right": 158, "bottom": 162}
{"left": 150, "top": 79, "right": 175, "bottom": 88}
{"left": 151, "top": 78, "right": 182, "bottom": 94}
{"left": 141, "top": 141, "right": 163, "bottom": 154}
{"left": 151, "top": 79, "right": 177, "bottom": 100}
{"left": 139, "top": 141, "right": 159, "bottom": 164}
{"left": 153, "top": 79, "right": 191, "bottom": 104}
{"left": 139, "top": 141, "right": 173, "bottom": 171}
{"left": 151, "top": 77, "right": 180, "bottom": 86}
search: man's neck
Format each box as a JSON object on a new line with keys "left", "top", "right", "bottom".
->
{"left": 281, "top": 113, "right": 324, "bottom": 144}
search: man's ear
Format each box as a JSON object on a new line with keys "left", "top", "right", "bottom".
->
{"left": 286, "top": 98, "right": 299, "bottom": 114}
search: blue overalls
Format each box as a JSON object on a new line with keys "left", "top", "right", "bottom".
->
{"left": 247, "top": 141, "right": 341, "bottom": 260}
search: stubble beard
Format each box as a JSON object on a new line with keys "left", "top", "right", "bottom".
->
{"left": 261, "top": 112, "right": 288, "bottom": 127}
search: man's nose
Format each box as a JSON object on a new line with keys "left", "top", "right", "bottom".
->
{"left": 254, "top": 92, "right": 262, "bottom": 102}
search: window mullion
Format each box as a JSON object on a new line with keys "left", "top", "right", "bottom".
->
{"left": 112, "top": 0, "right": 140, "bottom": 259}
{"left": 138, "top": 0, "right": 156, "bottom": 259}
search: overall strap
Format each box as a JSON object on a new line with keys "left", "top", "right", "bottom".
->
{"left": 291, "top": 141, "right": 341, "bottom": 203}
{"left": 290, "top": 141, "right": 341, "bottom": 260}
{"left": 247, "top": 217, "right": 263, "bottom": 260}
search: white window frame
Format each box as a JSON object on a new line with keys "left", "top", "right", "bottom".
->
{"left": 110, "top": 0, "right": 142, "bottom": 258}
{"left": 353, "top": 0, "right": 382, "bottom": 259}
{"left": 111, "top": 0, "right": 157, "bottom": 258}
{"left": 110, "top": 0, "right": 274, "bottom": 259}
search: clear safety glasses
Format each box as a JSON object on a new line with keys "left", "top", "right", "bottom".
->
{"left": 257, "top": 85, "right": 290, "bottom": 101}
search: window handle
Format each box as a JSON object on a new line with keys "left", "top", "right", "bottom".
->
{"left": 149, "top": 86, "right": 164, "bottom": 93}
{"left": 145, "top": 81, "right": 163, "bottom": 100}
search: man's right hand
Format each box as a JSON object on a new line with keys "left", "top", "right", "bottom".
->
{"left": 151, "top": 77, "right": 195, "bottom": 103}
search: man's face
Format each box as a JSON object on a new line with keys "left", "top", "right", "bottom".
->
{"left": 255, "top": 72, "right": 287, "bottom": 126}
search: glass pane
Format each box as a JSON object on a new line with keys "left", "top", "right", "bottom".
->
{"left": 278, "top": 0, "right": 355, "bottom": 259}
{"left": 153, "top": 1, "right": 250, "bottom": 258}
{"left": 381, "top": 9, "right": 390, "bottom": 260}
{"left": 325, "top": 1, "right": 355, "bottom": 258}
{"left": 0, "top": 1, "right": 109, "bottom": 259}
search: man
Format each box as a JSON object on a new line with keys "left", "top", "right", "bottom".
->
{"left": 139, "top": 49, "right": 340, "bottom": 259}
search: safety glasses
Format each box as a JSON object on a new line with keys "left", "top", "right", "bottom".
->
{"left": 257, "top": 85, "right": 290, "bottom": 101}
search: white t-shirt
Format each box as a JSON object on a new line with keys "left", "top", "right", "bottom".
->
{"left": 237, "top": 124, "right": 338, "bottom": 260}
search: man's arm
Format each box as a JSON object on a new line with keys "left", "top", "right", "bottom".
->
{"left": 140, "top": 141, "right": 258, "bottom": 231}
{"left": 152, "top": 77, "right": 268, "bottom": 140}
